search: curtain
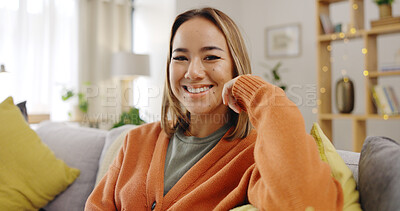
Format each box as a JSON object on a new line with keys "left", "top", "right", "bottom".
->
{"left": 0, "top": 0, "right": 79, "bottom": 120}
{"left": 78, "top": 0, "right": 132, "bottom": 127}
{"left": 0, "top": 0, "right": 132, "bottom": 124}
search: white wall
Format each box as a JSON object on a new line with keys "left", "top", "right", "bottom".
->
{"left": 174, "top": 0, "right": 400, "bottom": 150}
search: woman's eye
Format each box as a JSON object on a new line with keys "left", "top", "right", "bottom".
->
{"left": 172, "top": 56, "right": 187, "bottom": 61}
{"left": 205, "top": 55, "right": 221, "bottom": 61}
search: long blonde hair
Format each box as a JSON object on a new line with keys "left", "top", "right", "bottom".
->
{"left": 161, "top": 7, "right": 252, "bottom": 140}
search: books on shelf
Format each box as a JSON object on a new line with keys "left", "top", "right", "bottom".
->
{"left": 371, "top": 85, "right": 400, "bottom": 115}
{"left": 320, "top": 14, "right": 334, "bottom": 34}
{"left": 380, "top": 65, "right": 400, "bottom": 72}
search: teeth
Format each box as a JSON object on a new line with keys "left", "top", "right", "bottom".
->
{"left": 187, "top": 86, "right": 210, "bottom": 94}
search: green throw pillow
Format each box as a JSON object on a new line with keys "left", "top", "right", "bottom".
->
{"left": 0, "top": 97, "right": 80, "bottom": 210}
{"left": 310, "top": 123, "right": 362, "bottom": 211}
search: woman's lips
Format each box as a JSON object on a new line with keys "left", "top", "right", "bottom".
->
{"left": 183, "top": 85, "right": 213, "bottom": 94}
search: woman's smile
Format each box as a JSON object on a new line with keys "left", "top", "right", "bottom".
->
{"left": 169, "top": 17, "right": 233, "bottom": 116}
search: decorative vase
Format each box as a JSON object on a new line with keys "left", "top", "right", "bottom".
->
{"left": 379, "top": 4, "right": 392, "bottom": 19}
{"left": 335, "top": 77, "right": 354, "bottom": 114}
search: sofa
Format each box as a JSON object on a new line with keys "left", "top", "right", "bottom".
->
{"left": 1, "top": 95, "right": 399, "bottom": 211}
{"left": 4, "top": 118, "right": 400, "bottom": 211}
{"left": 33, "top": 121, "right": 139, "bottom": 211}
{"left": 30, "top": 121, "right": 400, "bottom": 211}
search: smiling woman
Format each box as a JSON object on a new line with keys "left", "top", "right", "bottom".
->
{"left": 86, "top": 7, "right": 344, "bottom": 211}
{"left": 162, "top": 8, "right": 252, "bottom": 141}
{"left": 168, "top": 17, "right": 234, "bottom": 138}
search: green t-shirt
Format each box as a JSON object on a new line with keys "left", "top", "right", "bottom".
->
{"left": 163, "top": 123, "right": 231, "bottom": 195}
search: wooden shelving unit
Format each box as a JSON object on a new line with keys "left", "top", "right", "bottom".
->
{"left": 316, "top": 0, "right": 400, "bottom": 152}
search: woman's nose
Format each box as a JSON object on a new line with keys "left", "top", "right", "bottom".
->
{"left": 184, "top": 58, "right": 206, "bottom": 80}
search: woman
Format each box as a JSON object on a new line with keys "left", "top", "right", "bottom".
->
{"left": 86, "top": 8, "right": 343, "bottom": 210}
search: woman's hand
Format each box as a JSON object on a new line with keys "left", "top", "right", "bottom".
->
{"left": 222, "top": 76, "right": 242, "bottom": 114}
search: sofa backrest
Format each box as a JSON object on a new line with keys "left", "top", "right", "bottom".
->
{"left": 36, "top": 121, "right": 107, "bottom": 211}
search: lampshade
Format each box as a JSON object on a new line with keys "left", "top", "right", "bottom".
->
{"left": 111, "top": 52, "right": 150, "bottom": 79}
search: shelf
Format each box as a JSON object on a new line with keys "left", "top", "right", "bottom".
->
{"left": 319, "top": 0, "right": 348, "bottom": 4}
{"left": 319, "top": 113, "right": 400, "bottom": 120}
{"left": 318, "top": 24, "right": 400, "bottom": 42}
{"left": 316, "top": 0, "right": 400, "bottom": 152}
{"left": 367, "top": 24, "right": 400, "bottom": 35}
{"left": 368, "top": 71, "right": 400, "bottom": 78}
{"left": 318, "top": 30, "right": 365, "bottom": 42}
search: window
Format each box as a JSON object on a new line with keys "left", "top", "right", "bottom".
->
{"left": 0, "top": 0, "right": 79, "bottom": 120}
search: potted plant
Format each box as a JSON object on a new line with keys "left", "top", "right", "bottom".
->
{"left": 112, "top": 107, "right": 145, "bottom": 128}
{"left": 61, "top": 87, "right": 89, "bottom": 121}
{"left": 262, "top": 61, "right": 287, "bottom": 91}
{"left": 374, "top": 0, "right": 395, "bottom": 18}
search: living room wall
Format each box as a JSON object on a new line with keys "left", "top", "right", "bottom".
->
{"left": 175, "top": 0, "right": 400, "bottom": 150}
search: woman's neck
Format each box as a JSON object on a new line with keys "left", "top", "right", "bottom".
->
{"left": 188, "top": 113, "right": 230, "bottom": 138}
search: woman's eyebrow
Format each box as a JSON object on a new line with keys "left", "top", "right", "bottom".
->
{"left": 201, "top": 46, "right": 224, "bottom": 52}
{"left": 172, "top": 46, "right": 224, "bottom": 53}
{"left": 172, "top": 48, "right": 188, "bottom": 53}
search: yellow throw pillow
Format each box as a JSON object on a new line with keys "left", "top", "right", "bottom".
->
{"left": 0, "top": 97, "right": 80, "bottom": 210}
{"left": 310, "top": 123, "right": 362, "bottom": 211}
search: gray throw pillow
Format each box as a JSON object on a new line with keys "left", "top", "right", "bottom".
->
{"left": 35, "top": 121, "right": 107, "bottom": 211}
{"left": 16, "top": 101, "right": 28, "bottom": 121}
{"left": 359, "top": 136, "right": 400, "bottom": 211}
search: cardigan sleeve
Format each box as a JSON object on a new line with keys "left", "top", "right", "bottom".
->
{"left": 232, "top": 75, "right": 344, "bottom": 211}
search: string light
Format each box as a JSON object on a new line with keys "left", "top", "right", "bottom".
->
{"left": 352, "top": 3, "right": 358, "bottom": 10}
{"left": 331, "top": 34, "right": 337, "bottom": 40}
{"left": 327, "top": 45, "right": 332, "bottom": 51}
{"left": 363, "top": 70, "right": 369, "bottom": 76}
{"left": 322, "top": 66, "right": 328, "bottom": 72}
{"left": 339, "top": 32, "right": 345, "bottom": 39}
{"left": 317, "top": 100, "right": 322, "bottom": 105}
{"left": 350, "top": 28, "right": 357, "bottom": 34}
{"left": 383, "top": 114, "right": 389, "bottom": 120}
{"left": 312, "top": 108, "right": 318, "bottom": 114}
{"left": 320, "top": 87, "right": 326, "bottom": 93}
{"left": 362, "top": 48, "right": 368, "bottom": 54}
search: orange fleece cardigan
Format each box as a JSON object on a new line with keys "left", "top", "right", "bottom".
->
{"left": 85, "top": 75, "right": 343, "bottom": 211}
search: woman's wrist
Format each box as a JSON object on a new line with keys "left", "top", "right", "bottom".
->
{"left": 232, "top": 75, "right": 265, "bottom": 110}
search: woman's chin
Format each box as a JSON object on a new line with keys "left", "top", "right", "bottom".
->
{"left": 185, "top": 104, "right": 228, "bottom": 117}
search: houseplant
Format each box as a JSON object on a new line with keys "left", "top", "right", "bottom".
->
{"left": 112, "top": 107, "right": 145, "bottom": 128}
{"left": 61, "top": 88, "right": 89, "bottom": 121}
{"left": 262, "top": 61, "right": 287, "bottom": 91}
{"left": 373, "top": 0, "right": 395, "bottom": 18}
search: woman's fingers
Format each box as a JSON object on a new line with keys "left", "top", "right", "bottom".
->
{"left": 222, "top": 77, "right": 241, "bottom": 113}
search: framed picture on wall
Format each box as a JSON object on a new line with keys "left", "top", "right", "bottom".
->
{"left": 265, "top": 24, "right": 301, "bottom": 58}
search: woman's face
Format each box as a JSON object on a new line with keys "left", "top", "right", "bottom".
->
{"left": 169, "top": 17, "right": 234, "bottom": 117}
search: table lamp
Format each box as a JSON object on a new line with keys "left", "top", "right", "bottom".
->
{"left": 111, "top": 52, "right": 150, "bottom": 112}
{"left": 0, "top": 64, "right": 8, "bottom": 73}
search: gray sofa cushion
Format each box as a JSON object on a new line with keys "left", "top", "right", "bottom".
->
{"left": 359, "top": 136, "right": 400, "bottom": 211}
{"left": 337, "top": 150, "right": 360, "bottom": 185}
{"left": 36, "top": 121, "right": 107, "bottom": 211}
